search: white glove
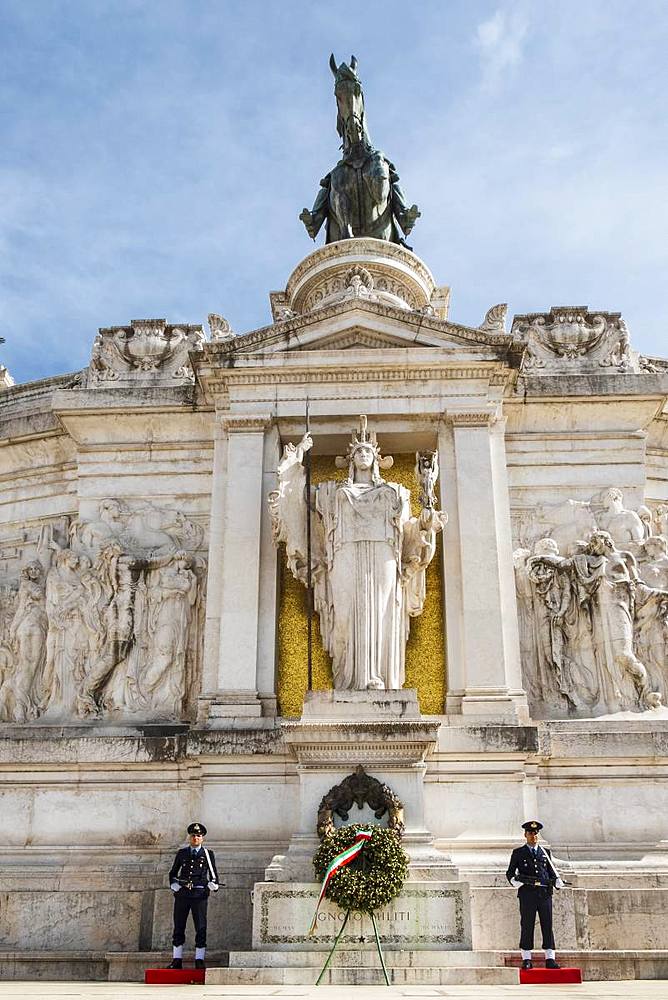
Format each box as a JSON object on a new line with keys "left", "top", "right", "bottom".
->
{"left": 510, "top": 878, "right": 522, "bottom": 888}
{"left": 170, "top": 881, "right": 181, "bottom": 892}
{"left": 207, "top": 881, "right": 219, "bottom": 891}
{"left": 555, "top": 878, "right": 565, "bottom": 889}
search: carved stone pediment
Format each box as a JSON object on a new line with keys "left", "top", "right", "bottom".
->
{"left": 512, "top": 306, "right": 656, "bottom": 375}
{"left": 86, "top": 318, "right": 206, "bottom": 386}
{"left": 200, "top": 298, "right": 515, "bottom": 361}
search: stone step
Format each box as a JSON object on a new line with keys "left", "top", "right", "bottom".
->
{"left": 207, "top": 965, "right": 519, "bottom": 986}
{"left": 229, "top": 948, "right": 501, "bottom": 968}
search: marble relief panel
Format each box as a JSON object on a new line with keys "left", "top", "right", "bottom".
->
{"left": 514, "top": 489, "right": 668, "bottom": 719}
{"left": 0, "top": 500, "right": 206, "bottom": 724}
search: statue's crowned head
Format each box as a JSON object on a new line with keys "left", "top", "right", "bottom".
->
{"left": 336, "top": 415, "right": 393, "bottom": 485}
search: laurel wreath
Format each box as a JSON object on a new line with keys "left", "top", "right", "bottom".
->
{"left": 312, "top": 824, "right": 409, "bottom": 914}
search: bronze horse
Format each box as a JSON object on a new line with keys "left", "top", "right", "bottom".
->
{"left": 300, "top": 55, "right": 420, "bottom": 247}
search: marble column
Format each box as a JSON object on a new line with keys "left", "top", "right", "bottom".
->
{"left": 447, "top": 410, "right": 528, "bottom": 722}
{"left": 200, "top": 413, "right": 272, "bottom": 722}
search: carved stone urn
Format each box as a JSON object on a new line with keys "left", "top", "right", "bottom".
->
{"left": 523, "top": 307, "right": 607, "bottom": 360}
{"left": 114, "top": 319, "right": 186, "bottom": 371}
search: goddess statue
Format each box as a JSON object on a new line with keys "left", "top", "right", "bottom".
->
{"left": 270, "top": 416, "right": 446, "bottom": 691}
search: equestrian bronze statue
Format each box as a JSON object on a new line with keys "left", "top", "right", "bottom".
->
{"left": 299, "top": 55, "right": 420, "bottom": 248}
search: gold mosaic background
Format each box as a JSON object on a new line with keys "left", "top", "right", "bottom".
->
{"left": 277, "top": 454, "right": 446, "bottom": 716}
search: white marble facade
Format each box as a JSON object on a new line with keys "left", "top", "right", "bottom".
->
{"left": 1, "top": 239, "right": 668, "bottom": 977}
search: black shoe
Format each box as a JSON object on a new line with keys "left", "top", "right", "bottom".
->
{"left": 167, "top": 958, "right": 182, "bottom": 969}
{"left": 195, "top": 959, "right": 206, "bottom": 970}
{"left": 522, "top": 959, "right": 533, "bottom": 969}
{"left": 545, "top": 959, "right": 561, "bottom": 969}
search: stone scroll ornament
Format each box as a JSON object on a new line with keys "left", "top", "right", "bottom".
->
{"left": 299, "top": 55, "right": 420, "bottom": 247}
{"left": 269, "top": 415, "right": 447, "bottom": 692}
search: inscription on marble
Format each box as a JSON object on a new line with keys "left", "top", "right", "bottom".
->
{"left": 252, "top": 881, "right": 470, "bottom": 951}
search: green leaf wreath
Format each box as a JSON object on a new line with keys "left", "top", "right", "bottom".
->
{"left": 313, "top": 823, "right": 409, "bottom": 913}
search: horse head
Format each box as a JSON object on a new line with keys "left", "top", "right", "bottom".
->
{"left": 329, "top": 53, "right": 370, "bottom": 153}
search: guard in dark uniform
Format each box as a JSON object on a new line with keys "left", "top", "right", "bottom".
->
{"left": 167, "top": 822, "right": 219, "bottom": 970}
{"left": 506, "top": 820, "right": 563, "bottom": 970}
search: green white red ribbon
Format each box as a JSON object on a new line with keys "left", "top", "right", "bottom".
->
{"left": 308, "top": 828, "right": 373, "bottom": 935}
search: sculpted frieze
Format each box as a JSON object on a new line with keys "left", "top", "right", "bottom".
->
{"left": 87, "top": 318, "right": 205, "bottom": 385}
{"left": 0, "top": 500, "right": 206, "bottom": 725}
{"left": 298, "top": 264, "right": 419, "bottom": 314}
{"left": 514, "top": 488, "right": 668, "bottom": 718}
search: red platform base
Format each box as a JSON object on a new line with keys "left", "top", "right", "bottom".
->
{"left": 520, "top": 967, "right": 582, "bottom": 985}
{"left": 144, "top": 968, "right": 206, "bottom": 985}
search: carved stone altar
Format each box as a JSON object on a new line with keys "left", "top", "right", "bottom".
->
{"left": 244, "top": 687, "right": 469, "bottom": 971}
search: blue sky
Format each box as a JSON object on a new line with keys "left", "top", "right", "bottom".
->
{"left": 1, "top": 0, "right": 667, "bottom": 383}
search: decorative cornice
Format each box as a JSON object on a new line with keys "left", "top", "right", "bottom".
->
{"left": 290, "top": 744, "right": 432, "bottom": 765}
{"left": 206, "top": 365, "right": 511, "bottom": 389}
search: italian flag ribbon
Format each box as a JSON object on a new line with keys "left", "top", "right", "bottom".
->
{"left": 308, "top": 828, "right": 373, "bottom": 935}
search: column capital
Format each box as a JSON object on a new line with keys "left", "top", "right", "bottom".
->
{"left": 217, "top": 412, "right": 273, "bottom": 432}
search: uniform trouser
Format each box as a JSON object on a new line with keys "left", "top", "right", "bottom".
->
{"left": 519, "top": 888, "right": 554, "bottom": 951}
{"left": 172, "top": 892, "right": 208, "bottom": 948}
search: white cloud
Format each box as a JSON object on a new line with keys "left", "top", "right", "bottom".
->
{"left": 475, "top": 4, "right": 531, "bottom": 91}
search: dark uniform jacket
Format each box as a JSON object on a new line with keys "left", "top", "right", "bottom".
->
{"left": 169, "top": 846, "right": 219, "bottom": 898}
{"left": 506, "top": 844, "right": 556, "bottom": 897}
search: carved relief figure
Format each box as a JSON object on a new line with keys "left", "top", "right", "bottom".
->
{"left": 0, "top": 562, "right": 47, "bottom": 722}
{"left": 87, "top": 319, "right": 205, "bottom": 386}
{"left": 594, "top": 489, "right": 645, "bottom": 551}
{"left": 570, "top": 531, "right": 660, "bottom": 713}
{"left": 655, "top": 504, "right": 668, "bottom": 539}
{"left": 521, "top": 541, "right": 597, "bottom": 713}
{"left": 75, "top": 543, "right": 137, "bottom": 718}
{"left": 137, "top": 553, "right": 198, "bottom": 716}
{"left": 42, "top": 550, "right": 98, "bottom": 719}
{"left": 634, "top": 583, "right": 668, "bottom": 703}
{"left": 270, "top": 416, "right": 446, "bottom": 691}
{"left": 513, "top": 308, "right": 655, "bottom": 375}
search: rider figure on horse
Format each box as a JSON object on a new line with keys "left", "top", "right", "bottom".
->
{"left": 300, "top": 55, "right": 420, "bottom": 248}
